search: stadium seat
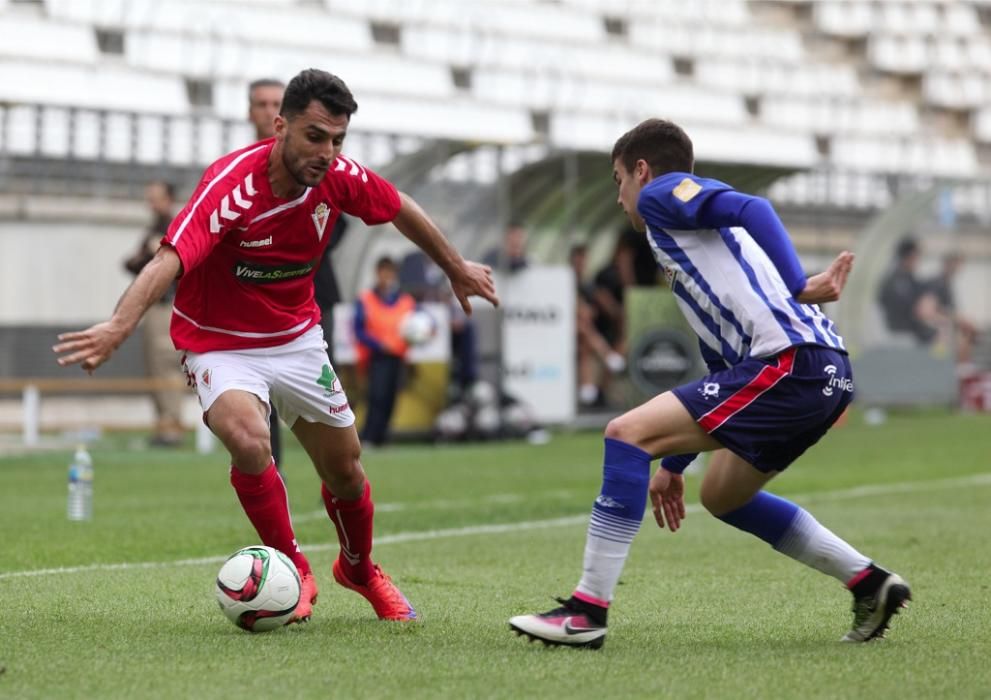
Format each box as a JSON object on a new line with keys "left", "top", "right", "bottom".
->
{"left": 813, "top": 1, "right": 873, "bottom": 38}
{"left": 551, "top": 113, "right": 817, "bottom": 168}
{"left": 472, "top": 71, "right": 746, "bottom": 126}
{"left": 356, "top": 95, "right": 533, "bottom": 143}
{"left": 0, "top": 15, "right": 98, "bottom": 64}
{"left": 695, "top": 59, "right": 860, "bottom": 97}
{"left": 0, "top": 60, "right": 188, "bottom": 114}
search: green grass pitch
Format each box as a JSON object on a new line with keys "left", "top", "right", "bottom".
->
{"left": 1, "top": 410, "right": 989, "bottom": 698}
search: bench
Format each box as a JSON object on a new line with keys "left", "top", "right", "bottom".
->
{"left": 0, "top": 377, "right": 213, "bottom": 452}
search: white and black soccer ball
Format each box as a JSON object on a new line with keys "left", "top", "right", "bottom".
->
{"left": 400, "top": 310, "right": 436, "bottom": 346}
{"left": 215, "top": 545, "right": 301, "bottom": 632}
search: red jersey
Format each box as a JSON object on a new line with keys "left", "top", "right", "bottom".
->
{"left": 162, "top": 139, "right": 401, "bottom": 352}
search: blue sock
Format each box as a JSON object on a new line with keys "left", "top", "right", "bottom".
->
{"left": 574, "top": 438, "right": 650, "bottom": 605}
{"left": 716, "top": 491, "right": 799, "bottom": 546}
{"left": 718, "top": 491, "right": 871, "bottom": 582}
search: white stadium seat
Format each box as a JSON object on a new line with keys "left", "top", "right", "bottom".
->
{"left": 324, "top": 0, "right": 604, "bottom": 43}
{"left": 0, "top": 0, "right": 987, "bottom": 186}
{"left": 46, "top": 0, "right": 372, "bottom": 52}
{"left": 0, "top": 60, "right": 189, "bottom": 114}
{"left": 0, "top": 15, "right": 98, "bottom": 64}
{"left": 401, "top": 27, "right": 674, "bottom": 86}
{"left": 356, "top": 95, "right": 533, "bottom": 143}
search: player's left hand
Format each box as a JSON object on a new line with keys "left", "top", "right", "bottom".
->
{"left": 649, "top": 467, "right": 686, "bottom": 532}
{"left": 450, "top": 260, "right": 499, "bottom": 315}
{"left": 796, "top": 250, "right": 854, "bottom": 304}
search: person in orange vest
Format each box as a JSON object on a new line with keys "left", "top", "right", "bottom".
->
{"left": 354, "top": 256, "right": 416, "bottom": 446}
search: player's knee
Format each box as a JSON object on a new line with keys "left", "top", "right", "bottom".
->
{"left": 603, "top": 415, "right": 638, "bottom": 445}
{"left": 223, "top": 421, "right": 271, "bottom": 468}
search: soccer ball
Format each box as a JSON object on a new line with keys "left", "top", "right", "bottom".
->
{"left": 400, "top": 310, "right": 436, "bottom": 346}
{"left": 215, "top": 545, "right": 301, "bottom": 632}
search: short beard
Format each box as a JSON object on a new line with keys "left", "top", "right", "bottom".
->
{"left": 281, "top": 133, "right": 315, "bottom": 187}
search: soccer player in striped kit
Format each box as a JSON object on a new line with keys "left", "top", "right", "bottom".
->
{"left": 55, "top": 69, "right": 498, "bottom": 624}
{"left": 510, "top": 119, "right": 910, "bottom": 648}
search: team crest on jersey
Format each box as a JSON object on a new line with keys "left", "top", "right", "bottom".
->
{"left": 312, "top": 202, "right": 330, "bottom": 241}
{"left": 673, "top": 177, "right": 702, "bottom": 203}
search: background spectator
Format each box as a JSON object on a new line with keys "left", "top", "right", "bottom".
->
{"left": 878, "top": 237, "right": 940, "bottom": 345}
{"left": 247, "top": 78, "right": 284, "bottom": 140}
{"left": 354, "top": 257, "right": 416, "bottom": 446}
{"left": 483, "top": 222, "right": 530, "bottom": 273}
{"left": 399, "top": 250, "right": 478, "bottom": 396}
{"left": 570, "top": 243, "right": 626, "bottom": 407}
{"left": 123, "top": 180, "right": 183, "bottom": 447}
{"left": 926, "top": 252, "right": 981, "bottom": 364}
{"left": 591, "top": 227, "right": 639, "bottom": 358}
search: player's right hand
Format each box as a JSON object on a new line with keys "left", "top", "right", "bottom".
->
{"left": 53, "top": 320, "right": 126, "bottom": 373}
{"left": 450, "top": 260, "right": 499, "bottom": 315}
{"left": 797, "top": 250, "right": 854, "bottom": 304}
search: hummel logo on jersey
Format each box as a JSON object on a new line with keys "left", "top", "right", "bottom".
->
{"left": 209, "top": 173, "right": 257, "bottom": 234}
{"left": 239, "top": 236, "right": 272, "bottom": 248}
{"left": 822, "top": 364, "right": 854, "bottom": 397}
{"left": 334, "top": 155, "right": 368, "bottom": 183}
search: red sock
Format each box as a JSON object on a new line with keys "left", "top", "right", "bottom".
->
{"left": 322, "top": 480, "right": 375, "bottom": 584}
{"left": 230, "top": 461, "right": 311, "bottom": 577}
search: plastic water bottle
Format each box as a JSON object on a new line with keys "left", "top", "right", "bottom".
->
{"left": 67, "top": 445, "right": 94, "bottom": 521}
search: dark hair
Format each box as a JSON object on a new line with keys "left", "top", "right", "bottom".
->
{"left": 149, "top": 180, "right": 176, "bottom": 201}
{"left": 375, "top": 256, "right": 396, "bottom": 271}
{"left": 611, "top": 118, "right": 694, "bottom": 177}
{"left": 248, "top": 78, "right": 285, "bottom": 101}
{"left": 280, "top": 69, "right": 357, "bottom": 120}
{"left": 895, "top": 237, "right": 919, "bottom": 261}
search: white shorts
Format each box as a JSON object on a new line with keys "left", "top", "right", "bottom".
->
{"left": 180, "top": 325, "right": 355, "bottom": 429}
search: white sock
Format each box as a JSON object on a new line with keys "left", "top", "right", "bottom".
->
{"left": 774, "top": 509, "right": 871, "bottom": 583}
{"left": 575, "top": 508, "right": 641, "bottom": 604}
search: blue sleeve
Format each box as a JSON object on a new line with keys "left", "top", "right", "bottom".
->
{"left": 696, "top": 191, "right": 807, "bottom": 297}
{"left": 637, "top": 173, "right": 734, "bottom": 231}
{"left": 661, "top": 454, "right": 697, "bottom": 475}
{"left": 352, "top": 300, "right": 382, "bottom": 352}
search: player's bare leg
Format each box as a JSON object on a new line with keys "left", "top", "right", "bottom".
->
{"left": 510, "top": 391, "right": 718, "bottom": 647}
{"left": 697, "top": 449, "right": 910, "bottom": 641}
{"left": 292, "top": 419, "right": 417, "bottom": 621}
{"left": 207, "top": 389, "right": 316, "bottom": 622}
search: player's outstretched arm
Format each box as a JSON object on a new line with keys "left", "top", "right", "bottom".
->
{"left": 391, "top": 192, "right": 499, "bottom": 314}
{"left": 796, "top": 251, "right": 855, "bottom": 305}
{"left": 54, "top": 246, "right": 182, "bottom": 373}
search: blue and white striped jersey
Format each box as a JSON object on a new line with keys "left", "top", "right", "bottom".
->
{"left": 637, "top": 172, "right": 845, "bottom": 367}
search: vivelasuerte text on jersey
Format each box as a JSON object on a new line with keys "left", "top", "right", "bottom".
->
{"left": 162, "top": 139, "right": 401, "bottom": 352}
{"left": 637, "top": 172, "right": 845, "bottom": 368}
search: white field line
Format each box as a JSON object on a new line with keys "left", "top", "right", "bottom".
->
{"left": 294, "top": 491, "right": 548, "bottom": 522}
{"left": 1, "top": 472, "right": 989, "bottom": 581}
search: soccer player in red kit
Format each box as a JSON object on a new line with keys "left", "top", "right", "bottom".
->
{"left": 54, "top": 69, "right": 499, "bottom": 623}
